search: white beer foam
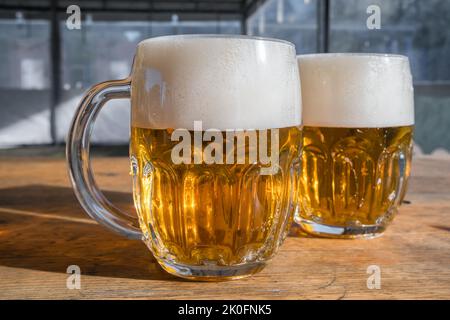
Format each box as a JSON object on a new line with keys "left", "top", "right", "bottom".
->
{"left": 297, "top": 53, "right": 414, "bottom": 128}
{"left": 131, "top": 35, "right": 301, "bottom": 130}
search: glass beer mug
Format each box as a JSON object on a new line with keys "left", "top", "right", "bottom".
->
{"left": 296, "top": 53, "right": 414, "bottom": 239}
{"left": 67, "top": 35, "right": 302, "bottom": 280}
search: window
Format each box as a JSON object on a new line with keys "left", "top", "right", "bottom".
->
{"left": 330, "top": 0, "right": 450, "bottom": 154}
{"left": 56, "top": 15, "right": 241, "bottom": 144}
{"left": 247, "top": 0, "right": 317, "bottom": 54}
{"left": 0, "top": 16, "right": 52, "bottom": 146}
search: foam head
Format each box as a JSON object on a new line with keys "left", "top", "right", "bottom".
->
{"left": 131, "top": 35, "right": 301, "bottom": 130}
{"left": 297, "top": 53, "right": 414, "bottom": 128}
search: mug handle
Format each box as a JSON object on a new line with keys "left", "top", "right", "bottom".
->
{"left": 66, "top": 78, "right": 142, "bottom": 239}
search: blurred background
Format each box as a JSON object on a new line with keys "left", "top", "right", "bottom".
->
{"left": 0, "top": 0, "right": 449, "bottom": 155}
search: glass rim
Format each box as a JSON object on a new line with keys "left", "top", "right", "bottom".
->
{"left": 297, "top": 52, "right": 409, "bottom": 60}
{"left": 138, "top": 34, "right": 295, "bottom": 48}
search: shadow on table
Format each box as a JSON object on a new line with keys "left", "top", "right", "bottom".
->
{"left": 0, "top": 184, "right": 177, "bottom": 281}
{"left": 0, "top": 184, "right": 315, "bottom": 282}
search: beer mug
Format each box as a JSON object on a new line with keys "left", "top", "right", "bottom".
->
{"left": 296, "top": 53, "right": 414, "bottom": 239}
{"left": 67, "top": 35, "right": 302, "bottom": 280}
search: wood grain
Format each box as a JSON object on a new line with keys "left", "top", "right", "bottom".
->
{"left": 0, "top": 156, "right": 449, "bottom": 299}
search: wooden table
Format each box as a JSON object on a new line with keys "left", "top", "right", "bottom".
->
{"left": 0, "top": 155, "right": 449, "bottom": 299}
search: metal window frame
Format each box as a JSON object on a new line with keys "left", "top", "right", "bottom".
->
{"left": 317, "top": 0, "right": 330, "bottom": 53}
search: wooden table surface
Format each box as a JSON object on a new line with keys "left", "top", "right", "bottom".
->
{"left": 0, "top": 155, "right": 449, "bottom": 300}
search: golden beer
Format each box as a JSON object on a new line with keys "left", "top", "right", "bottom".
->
{"left": 131, "top": 126, "right": 301, "bottom": 269}
{"left": 298, "top": 125, "right": 413, "bottom": 235}
{"left": 296, "top": 53, "right": 415, "bottom": 238}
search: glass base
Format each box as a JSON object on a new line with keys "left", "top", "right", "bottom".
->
{"left": 157, "top": 258, "right": 267, "bottom": 281}
{"left": 296, "top": 217, "right": 386, "bottom": 239}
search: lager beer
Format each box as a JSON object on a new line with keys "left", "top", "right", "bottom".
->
{"left": 296, "top": 53, "right": 414, "bottom": 238}
{"left": 131, "top": 126, "right": 301, "bottom": 267}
